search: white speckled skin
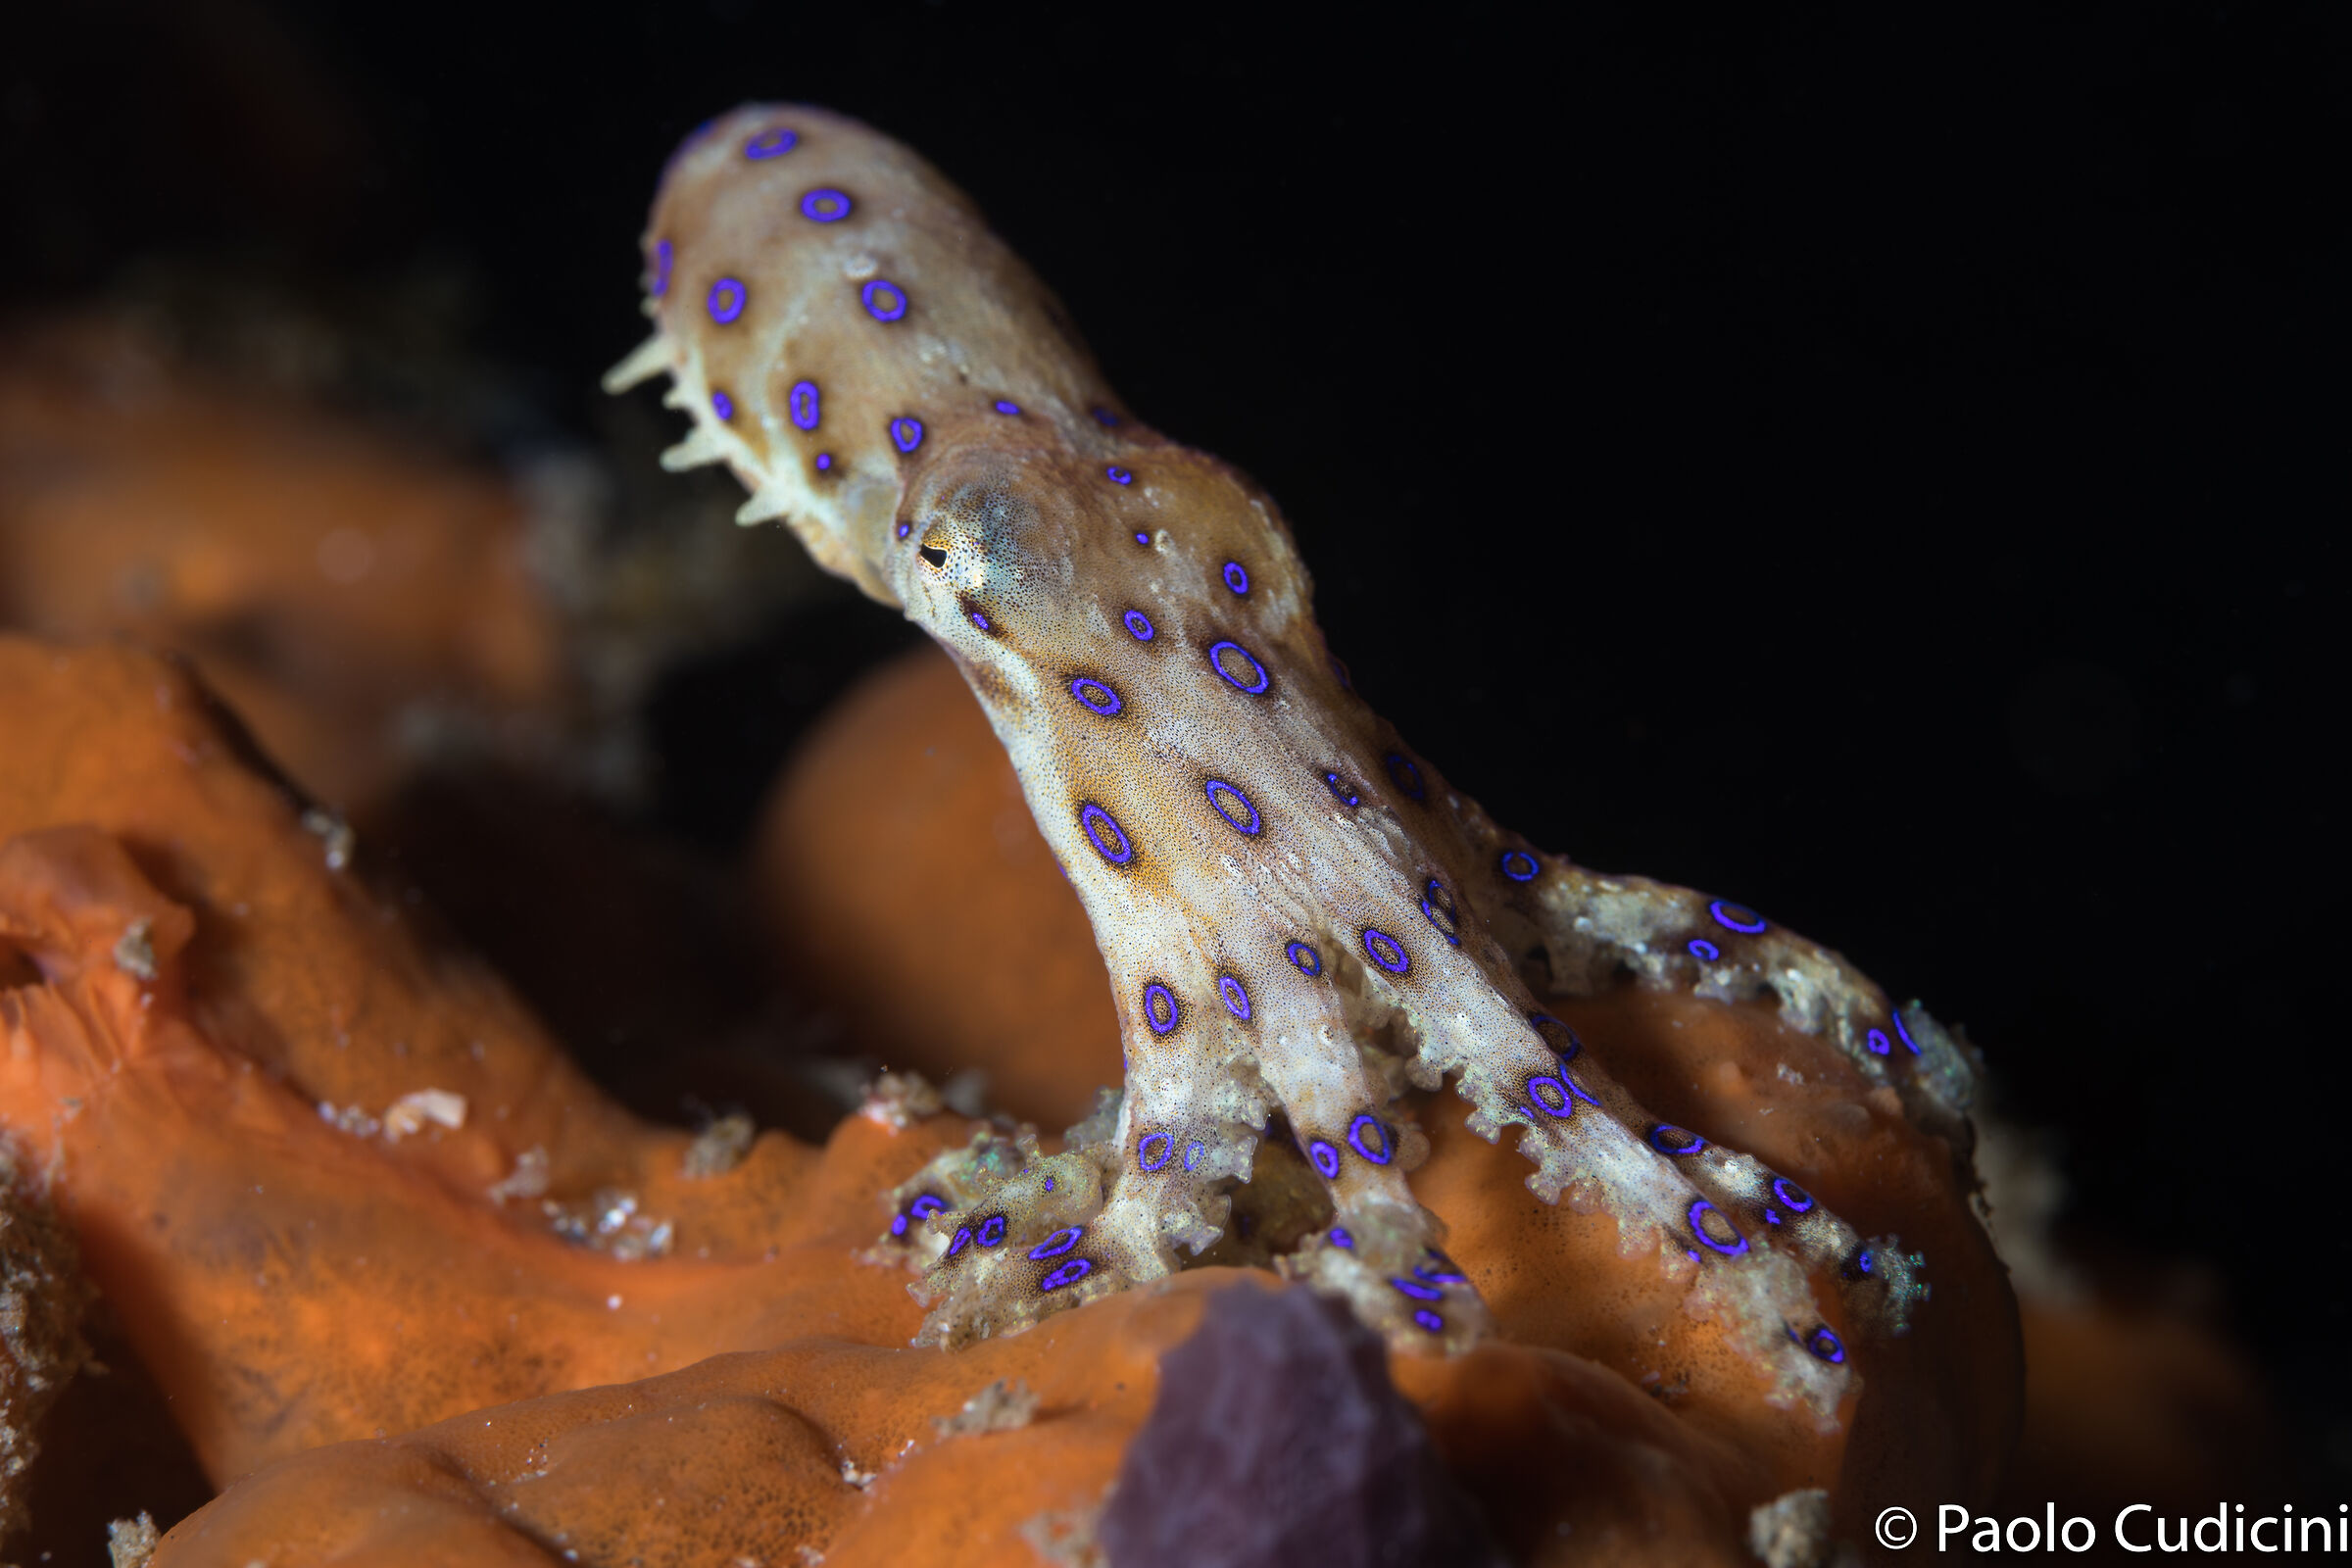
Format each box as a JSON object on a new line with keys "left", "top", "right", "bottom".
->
{"left": 612, "top": 105, "right": 1965, "bottom": 1401}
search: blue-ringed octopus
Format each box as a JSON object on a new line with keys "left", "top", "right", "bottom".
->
{"left": 607, "top": 105, "right": 1976, "bottom": 1425}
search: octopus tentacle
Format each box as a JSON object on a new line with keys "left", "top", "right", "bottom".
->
{"left": 611, "top": 105, "right": 1960, "bottom": 1398}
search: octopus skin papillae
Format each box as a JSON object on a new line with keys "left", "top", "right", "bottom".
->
{"left": 612, "top": 103, "right": 2004, "bottom": 1508}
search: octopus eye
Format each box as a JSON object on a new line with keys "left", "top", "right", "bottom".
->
{"left": 918, "top": 545, "right": 948, "bottom": 568}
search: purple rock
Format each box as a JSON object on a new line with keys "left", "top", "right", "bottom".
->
{"left": 1099, "top": 1282, "right": 1505, "bottom": 1568}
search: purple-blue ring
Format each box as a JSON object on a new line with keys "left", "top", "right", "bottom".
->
{"left": 710, "top": 390, "right": 734, "bottom": 421}
{"left": 1142, "top": 982, "right": 1178, "bottom": 1035}
{"left": 1222, "top": 561, "right": 1250, "bottom": 595}
{"left": 1219, "top": 974, "right": 1252, "bottom": 1020}
{"left": 1866, "top": 1027, "right": 1891, "bottom": 1056}
{"left": 650, "top": 238, "right": 672, "bottom": 298}
{"left": 1528, "top": 1011, "right": 1583, "bottom": 1060}
{"left": 707, "top": 277, "right": 747, "bottom": 324}
{"left": 788, "top": 379, "right": 820, "bottom": 431}
{"left": 1771, "top": 1178, "right": 1814, "bottom": 1214}
{"left": 1039, "top": 1257, "right": 1093, "bottom": 1292}
{"left": 977, "top": 1215, "right": 1007, "bottom": 1248}
{"left": 1106, "top": 465, "right": 1133, "bottom": 485}
{"left": 1894, "top": 1011, "right": 1923, "bottom": 1054}
{"left": 1323, "top": 771, "right": 1360, "bottom": 808}
{"left": 1070, "top": 677, "right": 1123, "bottom": 716}
{"left": 890, "top": 416, "right": 925, "bottom": 454}
{"left": 910, "top": 1195, "right": 946, "bottom": 1221}
{"left": 1415, "top": 1253, "right": 1469, "bottom": 1284}
{"left": 1080, "top": 803, "right": 1134, "bottom": 865}
{"left": 1420, "top": 879, "right": 1461, "bottom": 947}
{"left": 1092, "top": 407, "right": 1120, "bottom": 426}
{"left": 799, "top": 187, "right": 851, "bottom": 220}
{"left": 1689, "top": 938, "right": 1721, "bottom": 961}
{"left": 1689, "top": 1200, "right": 1749, "bottom": 1256}
{"left": 1499, "top": 850, "right": 1539, "bottom": 882}
{"left": 1028, "top": 1226, "right": 1083, "bottom": 1261}
{"left": 1138, "top": 1132, "right": 1173, "bottom": 1172}
{"left": 1183, "top": 1141, "right": 1204, "bottom": 1171}
{"left": 1413, "top": 1308, "right": 1445, "bottom": 1333}
{"left": 745, "top": 125, "right": 799, "bottom": 160}
{"left": 1385, "top": 752, "right": 1425, "bottom": 801}
{"left": 860, "top": 278, "right": 908, "bottom": 322}
{"left": 1204, "top": 778, "right": 1260, "bottom": 835}
{"left": 1709, "top": 899, "right": 1767, "bottom": 934}
{"left": 1287, "top": 940, "right": 1322, "bottom": 977}
{"left": 994, "top": 399, "right": 1020, "bottom": 415}
{"left": 946, "top": 1225, "right": 973, "bottom": 1258}
{"left": 1362, "top": 928, "right": 1408, "bottom": 974}
{"left": 1805, "top": 1326, "right": 1846, "bottom": 1364}
{"left": 1348, "top": 1113, "right": 1393, "bottom": 1164}
{"left": 1526, "top": 1074, "right": 1576, "bottom": 1118}
{"left": 1389, "top": 1277, "right": 1444, "bottom": 1302}
{"left": 967, "top": 607, "right": 992, "bottom": 633}
{"left": 1308, "top": 1140, "right": 1342, "bottom": 1179}
{"left": 1329, "top": 1227, "right": 1353, "bottom": 1250}
{"left": 1649, "top": 1125, "right": 1705, "bottom": 1155}
{"left": 890, "top": 1213, "right": 908, "bottom": 1238}
{"left": 1207, "top": 640, "right": 1270, "bottom": 695}
{"left": 1123, "top": 609, "right": 1155, "bottom": 642}
{"left": 1133, "top": 531, "right": 1152, "bottom": 546}
{"left": 815, "top": 453, "right": 834, "bottom": 471}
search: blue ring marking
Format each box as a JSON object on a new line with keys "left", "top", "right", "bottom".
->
{"left": 1204, "top": 779, "right": 1260, "bottom": 835}
{"left": 1143, "top": 982, "right": 1178, "bottom": 1035}
{"left": 1208, "top": 640, "right": 1270, "bottom": 695}
{"left": 1689, "top": 938, "right": 1721, "bottom": 961}
{"left": 815, "top": 453, "right": 834, "bottom": 471}
{"left": 1528, "top": 1011, "right": 1582, "bottom": 1060}
{"left": 1332, "top": 657, "right": 1352, "bottom": 690}
{"left": 1133, "top": 531, "right": 1152, "bottom": 546}
{"left": 1329, "top": 1227, "right": 1353, "bottom": 1250}
{"left": 977, "top": 1215, "right": 1007, "bottom": 1248}
{"left": 1805, "top": 1326, "right": 1846, "bottom": 1364}
{"left": 946, "top": 1225, "right": 973, "bottom": 1258}
{"left": 1106, "top": 465, "right": 1133, "bottom": 485}
{"left": 1649, "top": 1125, "right": 1705, "bottom": 1155}
{"left": 1323, "top": 771, "right": 1360, "bottom": 808}
{"left": 896, "top": 521, "right": 911, "bottom": 540}
{"left": 1348, "top": 1114, "right": 1393, "bottom": 1164}
{"left": 1218, "top": 974, "right": 1252, "bottom": 1020}
{"left": 993, "top": 399, "right": 1020, "bottom": 415}
{"left": 1092, "top": 407, "right": 1120, "bottom": 426}
{"left": 1384, "top": 752, "right": 1426, "bottom": 801}
{"left": 1044, "top": 1177, "right": 1054, "bottom": 1192}
{"left": 1413, "top": 1308, "right": 1445, "bottom": 1333}
{"left": 861, "top": 279, "right": 908, "bottom": 321}
{"left": 1183, "top": 1141, "right": 1204, "bottom": 1171}
{"left": 1080, "top": 803, "right": 1134, "bottom": 865}
{"left": 1420, "top": 879, "right": 1461, "bottom": 947}
{"left": 799, "top": 187, "right": 852, "bottom": 220}
{"left": 1390, "top": 1277, "right": 1444, "bottom": 1302}
{"left": 1526, "top": 1074, "right": 1576, "bottom": 1118}
{"left": 707, "top": 278, "right": 747, "bottom": 324}
{"left": 1850, "top": 1250, "right": 1875, "bottom": 1277}
{"left": 1070, "top": 677, "right": 1123, "bottom": 716}
{"left": 910, "top": 1195, "right": 946, "bottom": 1222}
{"left": 1362, "top": 928, "right": 1408, "bottom": 974}
{"left": 890, "top": 416, "right": 925, "bottom": 454}
{"left": 1893, "top": 1011, "right": 1922, "bottom": 1054}
{"left": 967, "top": 608, "right": 992, "bottom": 632}
{"left": 1498, "top": 850, "right": 1539, "bottom": 882}
{"left": 1866, "top": 1027, "right": 1891, "bottom": 1056}
{"left": 1415, "top": 1253, "right": 1468, "bottom": 1284}
{"left": 745, "top": 125, "right": 799, "bottom": 159}
{"left": 1709, "top": 899, "right": 1767, "bottom": 934}
{"left": 1287, "top": 941, "right": 1323, "bottom": 977}
{"left": 1138, "top": 1132, "right": 1173, "bottom": 1172}
{"left": 1028, "top": 1226, "right": 1084, "bottom": 1261}
{"left": 788, "top": 379, "right": 820, "bottom": 431}
{"left": 890, "top": 1214, "right": 908, "bottom": 1238}
{"left": 1771, "top": 1178, "right": 1814, "bottom": 1214}
{"left": 1689, "top": 1200, "right": 1748, "bottom": 1256}
{"left": 710, "top": 389, "right": 734, "bottom": 421}
{"left": 650, "top": 238, "right": 672, "bottom": 298}
{"left": 1307, "top": 1140, "right": 1341, "bottom": 1178}
{"left": 1123, "top": 609, "right": 1155, "bottom": 642}
{"left": 1222, "top": 561, "right": 1250, "bottom": 595}
{"left": 1040, "top": 1257, "right": 1093, "bottom": 1292}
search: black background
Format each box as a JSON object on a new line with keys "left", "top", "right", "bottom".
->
{"left": 7, "top": 0, "right": 2340, "bottom": 1486}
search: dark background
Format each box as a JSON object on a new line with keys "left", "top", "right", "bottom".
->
{"left": 8, "top": 0, "right": 2340, "bottom": 1488}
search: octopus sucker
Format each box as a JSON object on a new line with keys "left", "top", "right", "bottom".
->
{"left": 612, "top": 102, "right": 1969, "bottom": 1399}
